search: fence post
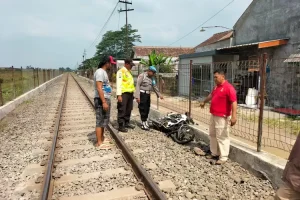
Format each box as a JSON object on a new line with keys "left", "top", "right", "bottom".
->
{"left": 33, "top": 68, "right": 36, "bottom": 88}
{"left": 189, "top": 60, "right": 193, "bottom": 117}
{"left": 210, "top": 63, "right": 214, "bottom": 92}
{"left": 20, "top": 67, "right": 23, "bottom": 93}
{"left": 257, "top": 53, "right": 267, "bottom": 152}
{"left": 37, "top": 68, "right": 40, "bottom": 86}
{"left": 157, "top": 65, "right": 160, "bottom": 110}
{"left": 0, "top": 78, "right": 3, "bottom": 106}
{"left": 11, "top": 66, "right": 16, "bottom": 99}
{"left": 43, "top": 69, "right": 46, "bottom": 83}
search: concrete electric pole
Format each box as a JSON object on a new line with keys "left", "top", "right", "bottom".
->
{"left": 119, "top": 0, "right": 134, "bottom": 58}
{"left": 82, "top": 49, "right": 86, "bottom": 62}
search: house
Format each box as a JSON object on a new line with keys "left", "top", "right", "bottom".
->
{"left": 217, "top": 0, "right": 300, "bottom": 107}
{"left": 178, "top": 0, "right": 300, "bottom": 107}
{"left": 178, "top": 30, "right": 238, "bottom": 96}
{"left": 132, "top": 46, "right": 194, "bottom": 72}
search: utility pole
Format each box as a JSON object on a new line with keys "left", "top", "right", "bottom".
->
{"left": 83, "top": 49, "right": 86, "bottom": 62}
{"left": 119, "top": 0, "right": 134, "bottom": 58}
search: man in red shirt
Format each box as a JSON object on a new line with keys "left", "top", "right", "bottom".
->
{"left": 195, "top": 69, "right": 237, "bottom": 165}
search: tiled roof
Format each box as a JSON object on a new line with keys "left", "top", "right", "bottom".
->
{"left": 195, "top": 30, "right": 233, "bottom": 49}
{"left": 133, "top": 46, "right": 194, "bottom": 57}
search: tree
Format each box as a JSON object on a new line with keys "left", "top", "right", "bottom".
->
{"left": 65, "top": 67, "right": 72, "bottom": 72}
{"left": 79, "top": 57, "right": 99, "bottom": 70}
{"left": 94, "top": 24, "right": 141, "bottom": 61}
{"left": 140, "top": 50, "right": 173, "bottom": 73}
{"left": 77, "top": 24, "right": 141, "bottom": 71}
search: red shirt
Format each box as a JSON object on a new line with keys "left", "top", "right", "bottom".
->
{"left": 210, "top": 81, "right": 237, "bottom": 117}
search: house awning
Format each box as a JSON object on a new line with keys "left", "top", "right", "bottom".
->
{"left": 284, "top": 54, "right": 300, "bottom": 63}
{"left": 217, "top": 42, "right": 258, "bottom": 50}
{"left": 179, "top": 50, "right": 217, "bottom": 59}
{"left": 217, "top": 38, "right": 289, "bottom": 50}
{"left": 258, "top": 38, "right": 289, "bottom": 48}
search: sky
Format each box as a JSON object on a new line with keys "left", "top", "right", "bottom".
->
{"left": 0, "top": 0, "right": 252, "bottom": 69}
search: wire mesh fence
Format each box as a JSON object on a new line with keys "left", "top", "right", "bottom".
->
{"left": 0, "top": 67, "right": 63, "bottom": 106}
{"left": 76, "top": 55, "right": 300, "bottom": 155}
{"left": 157, "top": 56, "right": 300, "bottom": 155}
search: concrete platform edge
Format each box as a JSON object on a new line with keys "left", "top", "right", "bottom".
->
{"left": 0, "top": 74, "right": 63, "bottom": 121}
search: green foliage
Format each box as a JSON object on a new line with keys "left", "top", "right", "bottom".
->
{"left": 94, "top": 24, "right": 141, "bottom": 61}
{"left": 140, "top": 50, "right": 173, "bottom": 73}
{"left": 78, "top": 24, "right": 141, "bottom": 71}
{"left": 78, "top": 57, "right": 99, "bottom": 70}
{"left": 59, "top": 67, "right": 73, "bottom": 72}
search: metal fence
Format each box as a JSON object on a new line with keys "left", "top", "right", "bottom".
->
{"left": 77, "top": 56, "right": 300, "bottom": 156}
{"left": 0, "top": 67, "right": 63, "bottom": 106}
{"left": 155, "top": 55, "right": 300, "bottom": 156}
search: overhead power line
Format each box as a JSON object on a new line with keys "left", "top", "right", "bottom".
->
{"left": 87, "top": 1, "right": 119, "bottom": 50}
{"left": 168, "top": 0, "right": 235, "bottom": 46}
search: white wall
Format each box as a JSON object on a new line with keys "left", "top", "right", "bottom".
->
{"left": 178, "top": 56, "right": 213, "bottom": 96}
{"left": 180, "top": 56, "right": 213, "bottom": 65}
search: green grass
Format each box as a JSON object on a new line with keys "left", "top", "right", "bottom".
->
{"left": 240, "top": 112, "right": 300, "bottom": 135}
{"left": 0, "top": 68, "right": 49, "bottom": 105}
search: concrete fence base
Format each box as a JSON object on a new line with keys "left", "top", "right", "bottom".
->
{"left": 0, "top": 74, "right": 63, "bottom": 121}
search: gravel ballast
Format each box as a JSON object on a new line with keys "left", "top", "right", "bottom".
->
{"left": 0, "top": 76, "right": 65, "bottom": 200}
{"left": 75, "top": 75, "right": 276, "bottom": 200}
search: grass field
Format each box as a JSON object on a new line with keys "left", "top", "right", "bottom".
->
{"left": 0, "top": 68, "right": 60, "bottom": 105}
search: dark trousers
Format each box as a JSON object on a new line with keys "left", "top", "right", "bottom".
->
{"left": 117, "top": 92, "right": 133, "bottom": 126}
{"left": 138, "top": 92, "right": 151, "bottom": 121}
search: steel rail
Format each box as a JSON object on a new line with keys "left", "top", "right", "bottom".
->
{"left": 71, "top": 74, "right": 167, "bottom": 200}
{"left": 40, "top": 74, "right": 68, "bottom": 200}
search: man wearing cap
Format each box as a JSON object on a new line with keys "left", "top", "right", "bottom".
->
{"left": 116, "top": 59, "right": 136, "bottom": 132}
{"left": 134, "top": 66, "right": 163, "bottom": 130}
{"left": 94, "top": 55, "right": 115, "bottom": 147}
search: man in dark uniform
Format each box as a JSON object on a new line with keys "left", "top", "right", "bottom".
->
{"left": 134, "top": 66, "right": 163, "bottom": 130}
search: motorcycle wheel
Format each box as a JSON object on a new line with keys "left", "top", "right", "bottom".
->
{"left": 173, "top": 124, "right": 195, "bottom": 144}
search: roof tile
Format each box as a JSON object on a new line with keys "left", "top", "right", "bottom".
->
{"left": 195, "top": 30, "right": 233, "bottom": 49}
{"left": 133, "top": 46, "right": 194, "bottom": 57}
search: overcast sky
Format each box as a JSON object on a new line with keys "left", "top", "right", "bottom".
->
{"left": 0, "top": 0, "right": 252, "bottom": 69}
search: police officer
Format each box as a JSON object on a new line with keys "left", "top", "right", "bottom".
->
{"left": 116, "top": 59, "right": 136, "bottom": 132}
{"left": 134, "top": 66, "right": 163, "bottom": 130}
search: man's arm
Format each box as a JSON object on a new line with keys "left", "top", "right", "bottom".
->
{"left": 231, "top": 101, "right": 237, "bottom": 126}
{"left": 200, "top": 94, "right": 212, "bottom": 107}
{"left": 96, "top": 81, "right": 106, "bottom": 104}
{"left": 116, "top": 70, "right": 122, "bottom": 96}
{"left": 203, "top": 94, "right": 212, "bottom": 104}
{"left": 134, "top": 74, "right": 144, "bottom": 100}
{"left": 229, "top": 85, "right": 237, "bottom": 126}
{"left": 152, "top": 79, "right": 162, "bottom": 98}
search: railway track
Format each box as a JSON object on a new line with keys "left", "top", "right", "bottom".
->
{"left": 15, "top": 74, "right": 169, "bottom": 200}
{"left": 8, "top": 74, "right": 276, "bottom": 200}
